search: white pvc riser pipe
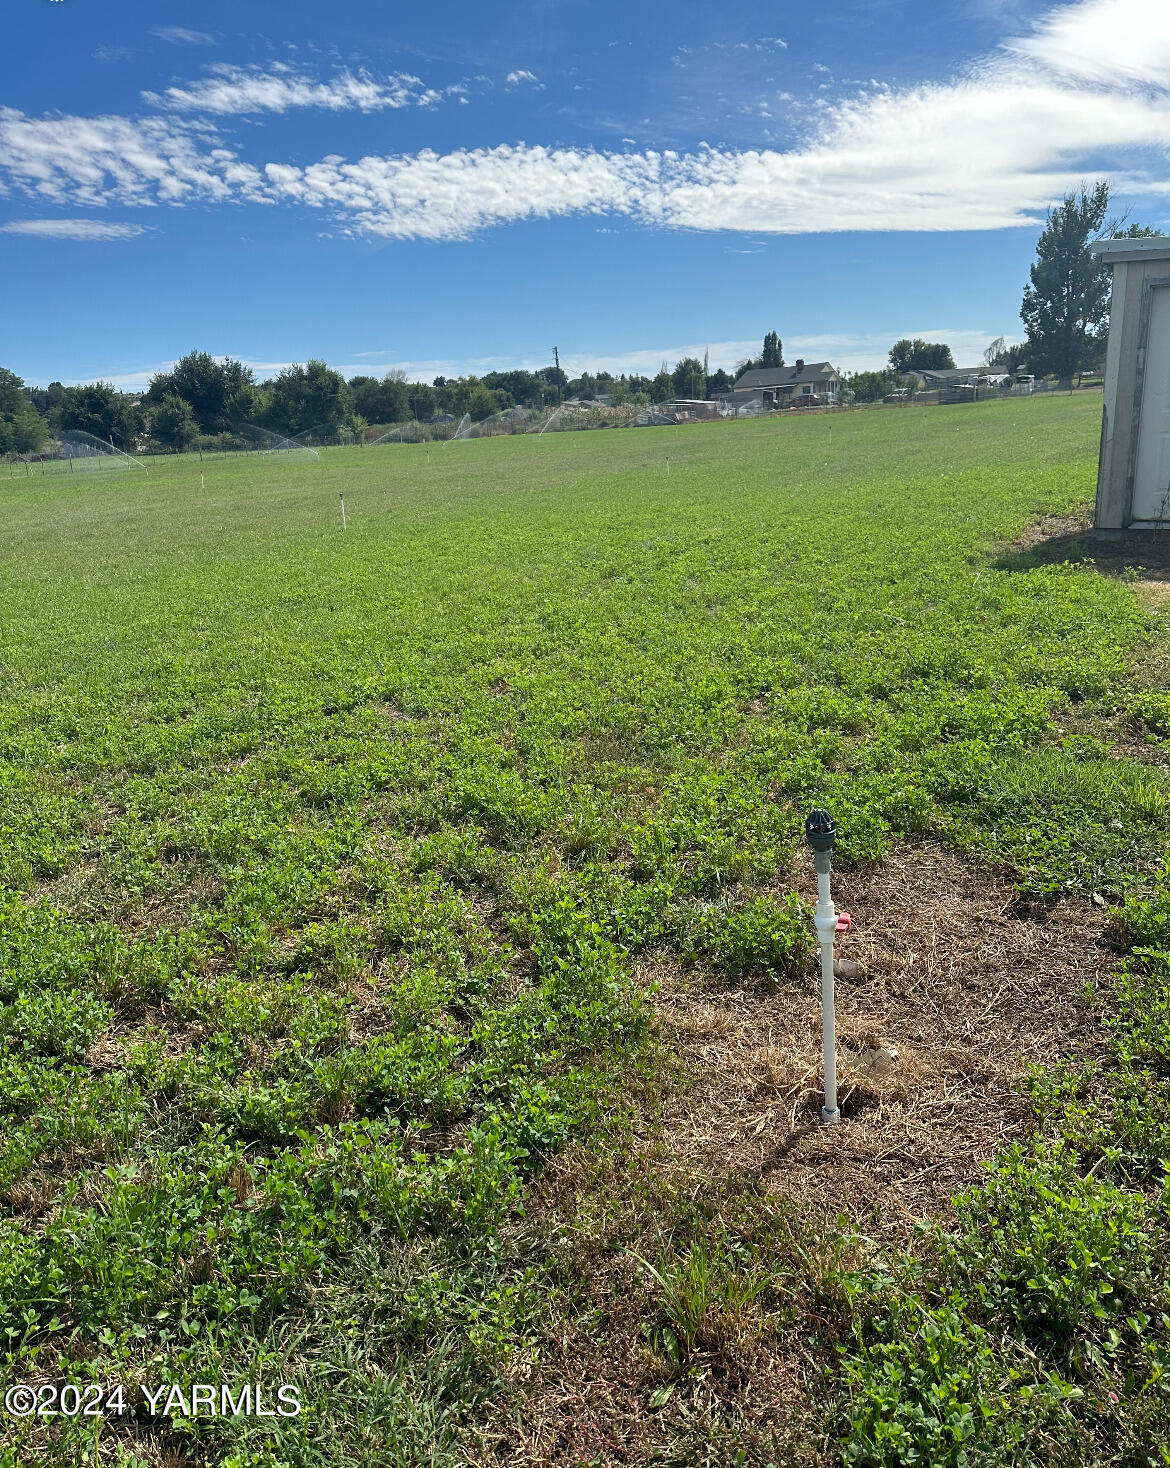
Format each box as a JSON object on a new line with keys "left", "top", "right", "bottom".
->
{"left": 813, "top": 853, "right": 841, "bottom": 1124}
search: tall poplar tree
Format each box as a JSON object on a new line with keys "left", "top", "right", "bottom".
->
{"left": 1020, "top": 183, "right": 1112, "bottom": 390}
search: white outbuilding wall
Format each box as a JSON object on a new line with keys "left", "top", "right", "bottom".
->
{"left": 1092, "top": 237, "right": 1170, "bottom": 536}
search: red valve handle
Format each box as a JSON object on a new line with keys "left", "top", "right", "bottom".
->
{"left": 835, "top": 911, "right": 852, "bottom": 934}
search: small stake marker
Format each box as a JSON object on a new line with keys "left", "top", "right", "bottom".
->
{"left": 339, "top": 493, "right": 347, "bottom": 531}
{"left": 200, "top": 474, "right": 205, "bottom": 490}
{"left": 666, "top": 456, "right": 670, "bottom": 472}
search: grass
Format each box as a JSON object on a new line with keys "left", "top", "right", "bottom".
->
{"left": 1, "top": 394, "right": 1169, "bottom": 1464}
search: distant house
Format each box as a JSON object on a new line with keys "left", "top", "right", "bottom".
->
{"left": 663, "top": 399, "right": 720, "bottom": 421}
{"left": 917, "top": 367, "right": 982, "bottom": 390}
{"left": 727, "top": 359, "right": 842, "bottom": 410}
{"left": 719, "top": 389, "right": 767, "bottom": 418}
{"left": 563, "top": 395, "right": 610, "bottom": 408}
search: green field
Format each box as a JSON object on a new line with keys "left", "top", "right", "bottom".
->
{"left": 3, "top": 396, "right": 1170, "bottom": 1466}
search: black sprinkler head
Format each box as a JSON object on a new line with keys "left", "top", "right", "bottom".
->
{"left": 805, "top": 809, "right": 836, "bottom": 852}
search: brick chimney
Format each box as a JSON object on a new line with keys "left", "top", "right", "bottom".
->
{"left": 795, "top": 358, "right": 806, "bottom": 374}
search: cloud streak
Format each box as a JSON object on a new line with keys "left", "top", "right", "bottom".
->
{"left": 145, "top": 64, "right": 444, "bottom": 115}
{"left": 0, "top": 107, "right": 263, "bottom": 207}
{"left": 150, "top": 27, "right": 215, "bottom": 46}
{"left": 1, "top": 0, "right": 1168, "bottom": 241}
{"left": 1007, "top": 0, "right": 1170, "bottom": 85}
{"left": 0, "top": 218, "right": 147, "bottom": 240}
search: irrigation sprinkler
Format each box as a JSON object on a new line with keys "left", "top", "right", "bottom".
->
{"left": 338, "top": 493, "right": 347, "bottom": 531}
{"left": 229, "top": 423, "right": 320, "bottom": 461}
{"left": 805, "top": 809, "right": 849, "bottom": 1124}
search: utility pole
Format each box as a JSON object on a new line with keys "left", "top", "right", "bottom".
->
{"left": 553, "top": 346, "right": 560, "bottom": 372}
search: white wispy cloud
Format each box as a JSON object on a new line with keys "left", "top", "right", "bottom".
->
{"left": 0, "top": 106, "right": 264, "bottom": 206}
{"left": 145, "top": 64, "right": 443, "bottom": 115}
{"left": 674, "top": 36, "right": 788, "bottom": 65}
{"left": 259, "top": 145, "right": 655, "bottom": 239}
{"left": 2, "top": 0, "right": 1168, "bottom": 241}
{"left": 1007, "top": 0, "right": 1170, "bottom": 85}
{"left": 150, "top": 27, "right": 215, "bottom": 46}
{"left": 0, "top": 218, "right": 146, "bottom": 240}
{"left": 505, "top": 69, "right": 543, "bottom": 88}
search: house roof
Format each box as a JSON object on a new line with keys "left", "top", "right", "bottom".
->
{"left": 919, "top": 367, "right": 981, "bottom": 384}
{"left": 733, "top": 361, "right": 838, "bottom": 390}
{"left": 1092, "top": 237, "right": 1170, "bottom": 265}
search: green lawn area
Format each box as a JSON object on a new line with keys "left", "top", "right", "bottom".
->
{"left": 2, "top": 394, "right": 1169, "bottom": 1465}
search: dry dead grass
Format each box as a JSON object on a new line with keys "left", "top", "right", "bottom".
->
{"left": 652, "top": 844, "right": 1112, "bottom": 1239}
{"left": 469, "top": 844, "right": 1118, "bottom": 1466}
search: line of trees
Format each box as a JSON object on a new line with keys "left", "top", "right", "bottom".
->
{"left": 1, "top": 338, "right": 786, "bottom": 456}
{"left": 0, "top": 368, "right": 49, "bottom": 455}
{"left": 0, "top": 372, "right": 144, "bottom": 455}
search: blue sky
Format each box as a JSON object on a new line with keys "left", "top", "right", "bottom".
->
{"left": 2, "top": 0, "right": 1168, "bottom": 389}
